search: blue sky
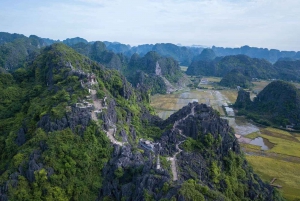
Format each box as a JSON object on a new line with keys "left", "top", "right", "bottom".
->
{"left": 1, "top": 0, "right": 299, "bottom": 51}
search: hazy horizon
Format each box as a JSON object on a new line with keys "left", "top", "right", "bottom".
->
{"left": 1, "top": 0, "right": 299, "bottom": 51}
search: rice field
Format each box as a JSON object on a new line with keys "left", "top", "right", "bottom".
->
{"left": 246, "top": 156, "right": 300, "bottom": 201}
{"left": 242, "top": 127, "right": 300, "bottom": 200}
{"left": 219, "top": 90, "right": 238, "bottom": 103}
{"left": 151, "top": 89, "right": 232, "bottom": 119}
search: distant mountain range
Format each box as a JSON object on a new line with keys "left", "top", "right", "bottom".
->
{"left": 1, "top": 32, "right": 299, "bottom": 67}
{"left": 1, "top": 31, "right": 300, "bottom": 93}
{"left": 0, "top": 32, "right": 185, "bottom": 95}
{"left": 187, "top": 54, "right": 300, "bottom": 82}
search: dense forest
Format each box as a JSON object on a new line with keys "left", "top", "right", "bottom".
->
{"left": 219, "top": 69, "right": 253, "bottom": 89}
{"left": 235, "top": 80, "right": 300, "bottom": 128}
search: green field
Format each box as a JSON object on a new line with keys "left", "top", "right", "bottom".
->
{"left": 219, "top": 90, "right": 238, "bottom": 103}
{"left": 242, "top": 127, "right": 300, "bottom": 200}
{"left": 247, "top": 156, "right": 300, "bottom": 201}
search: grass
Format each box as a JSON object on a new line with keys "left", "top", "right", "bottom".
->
{"left": 246, "top": 155, "right": 300, "bottom": 201}
{"left": 205, "top": 77, "right": 222, "bottom": 82}
{"left": 245, "top": 131, "right": 260, "bottom": 139}
{"left": 244, "top": 127, "right": 300, "bottom": 200}
{"left": 240, "top": 143, "right": 261, "bottom": 151}
{"left": 252, "top": 81, "right": 271, "bottom": 91}
{"left": 264, "top": 127, "right": 294, "bottom": 136}
{"left": 219, "top": 90, "right": 238, "bottom": 103}
{"left": 243, "top": 127, "right": 300, "bottom": 158}
{"left": 260, "top": 134, "right": 300, "bottom": 158}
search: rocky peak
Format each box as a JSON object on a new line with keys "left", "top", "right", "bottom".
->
{"left": 234, "top": 89, "right": 252, "bottom": 108}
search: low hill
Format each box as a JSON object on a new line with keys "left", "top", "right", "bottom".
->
{"left": 235, "top": 80, "right": 300, "bottom": 127}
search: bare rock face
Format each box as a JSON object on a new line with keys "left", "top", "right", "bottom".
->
{"left": 15, "top": 127, "right": 27, "bottom": 146}
{"left": 37, "top": 106, "right": 91, "bottom": 135}
{"left": 99, "top": 144, "right": 172, "bottom": 201}
{"left": 155, "top": 61, "right": 162, "bottom": 76}
{"left": 101, "top": 99, "right": 117, "bottom": 130}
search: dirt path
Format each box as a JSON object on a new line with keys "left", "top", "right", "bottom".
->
{"left": 168, "top": 105, "right": 195, "bottom": 181}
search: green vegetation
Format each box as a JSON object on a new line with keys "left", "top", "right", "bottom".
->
{"left": 235, "top": 80, "right": 300, "bottom": 128}
{"left": 125, "top": 51, "right": 183, "bottom": 94}
{"left": 242, "top": 127, "right": 300, "bottom": 200}
{"left": 247, "top": 156, "right": 300, "bottom": 201}
{"left": 0, "top": 43, "right": 163, "bottom": 200}
{"left": 179, "top": 179, "right": 205, "bottom": 201}
{"left": 0, "top": 34, "right": 288, "bottom": 200}
{"left": 187, "top": 54, "right": 277, "bottom": 79}
{"left": 219, "top": 69, "right": 252, "bottom": 88}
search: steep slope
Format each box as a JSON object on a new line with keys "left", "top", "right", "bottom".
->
{"left": 0, "top": 43, "right": 159, "bottom": 200}
{"left": 219, "top": 69, "right": 252, "bottom": 88}
{"left": 0, "top": 35, "right": 48, "bottom": 71}
{"left": 70, "top": 41, "right": 126, "bottom": 71}
{"left": 0, "top": 32, "right": 27, "bottom": 44}
{"left": 100, "top": 103, "right": 283, "bottom": 201}
{"left": 273, "top": 60, "right": 300, "bottom": 82}
{"left": 235, "top": 80, "right": 300, "bottom": 127}
{"left": 187, "top": 54, "right": 277, "bottom": 79}
{"left": 125, "top": 51, "right": 184, "bottom": 94}
{"left": 152, "top": 43, "right": 203, "bottom": 66}
{"left": 63, "top": 37, "right": 88, "bottom": 46}
{"left": 193, "top": 48, "right": 216, "bottom": 62}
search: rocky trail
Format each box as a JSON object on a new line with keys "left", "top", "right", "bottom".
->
{"left": 90, "top": 89, "right": 123, "bottom": 146}
{"left": 168, "top": 105, "right": 195, "bottom": 181}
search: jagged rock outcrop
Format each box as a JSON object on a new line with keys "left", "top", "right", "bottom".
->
{"left": 234, "top": 89, "right": 252, "bottom": 108}
{"left": 15, "top": 127, "right": 27, "bottom": 146}
{"left": 99, "top": 144, "right": 173, "bottom": 201}
{"left": 99, "top": 102, "right": 281, "bottom": 201}
{"left": 101, "top": 99, "right": 117, "bottom": 130}
{"left": 37, "top": 106, "right": 91, "bottom": 135}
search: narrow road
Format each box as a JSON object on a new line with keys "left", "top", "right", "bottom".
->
{"left": 168, "top": 105, "right": 195, "bottom": 181}
{"left": 157, "top": 155, "right": 161, "bottom": 170}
